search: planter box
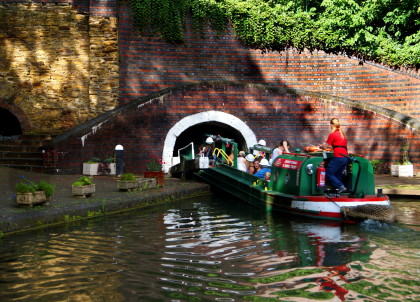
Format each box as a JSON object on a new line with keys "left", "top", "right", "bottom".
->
{"left": 109, "top": 163, "right": 116, "bottom": 175}
{"left": 72, "top": 184, "right": 96, "bottom": 198}
{"left": 391, "top": 164, "right": 413, "bottom": 177}
{"left": 83, "top": 163, "right": 99, "bottom": 175}
{"left": 138, "top": 178, "right": 157, "bottom": 190}
{"left": 98, "top": 163, "right": 116, "bottom": 175}
{"left": 16, "top": 191, "right": 48, "bottom": 206}
{"left": 32, "top": 191, "right": 48, "bottom": 205}
{"left": 16, "top": 192, "right": 33, "bottom": 206}
{"left": 117, "top": 180, "right": 139, "bottom": 191}
{"left": 144, "top": 171, "right": 165, "bottom": 186}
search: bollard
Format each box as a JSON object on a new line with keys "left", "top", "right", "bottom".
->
{"left": 115, "top": 145, "right": 124, "bottom": 176}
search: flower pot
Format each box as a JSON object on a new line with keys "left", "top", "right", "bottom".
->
{"left": 117, "top": 180, "right": 139, "bottom": 191}
{"left": 144, "top": 171, "right": 165, "bottom": 186}
{"left": 72, "top": 184, "right": 96, "bottom": 198}
{"left": 139, "top": 178, "right": 157, "bottom": 189}
{"left": 109, "top": 163, "right": 116, "bottom": 175}
{"left": 83, "top": 163, "right": 99, "bottom": 175}
{"left": 16, "top": 191, "right": 48, "bottom": 206}
{"left": 16, "top": 192, "right": 33, "bottom": 206}
{"left": 32, "top": 191, "right": 48, "bottom": 205}
{"left": 391, "top": 164, "right": 413, "bottom": 177}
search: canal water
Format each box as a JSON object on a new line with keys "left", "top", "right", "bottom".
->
{"left": 0, "top": 195, "right": 419, "bottom": 302}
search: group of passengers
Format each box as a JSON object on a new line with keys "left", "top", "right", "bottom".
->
{"left": 236, "top": 139, "right": 291, "bottom": 181}
{"left": 198, "top": 135, "right": 294, "bottom": 181}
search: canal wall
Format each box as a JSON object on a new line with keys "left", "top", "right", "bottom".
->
{"left": 0, "top": 0, "right": 418, "bottom": 135}
{"left": 0, "top": 0, "right": 119, "bottom": 134}
{"left": 50, "top": 82, "right": 420, "bottom": 174}
{"left": 0, "top": 0, "right": 419, "bottom": 173}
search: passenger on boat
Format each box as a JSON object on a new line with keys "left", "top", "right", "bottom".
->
{"left": 319, "top": 118, "right": 350, "bottom": 193}
{"left": 253, "top": 158, "right": 261, "bottom": 174}
{"left": 269, "top": 140, "right": 291, "bottom": 165}
{"left": 254, "top": 158, "right": 271, "bottom": 179}
{"left": 253, "top": 139, "right": 267, "bottom": 157}
{"left": 228, "top": 144, "right": 235, "bottom": 162}
{"left": 237, "top": 151, "right": 247, "bottom": 172}
{"left": 264, "top": 171, "right": 271, "bottom": 181}
{"left": 245, "top": 154, "right": 255, "bottom": 174}
{"left": 196, "top": 144, "right": 204, "bottom": 156}
{"left": 203, "top": 137, "right": 214, "bottom": 160}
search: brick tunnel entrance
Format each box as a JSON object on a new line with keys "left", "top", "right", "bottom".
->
{"left": 173, "top": 122, "right": 247, "bottom": 156}
{"left": 163, "top": 111, "right": 258, "bottom": 172}
{"left": 0, "top": 108, "right": 22, "bottom": 137}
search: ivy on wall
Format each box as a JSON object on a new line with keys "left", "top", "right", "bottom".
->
{"left": 127, "top": 0, "right": 420, "bottom": 69}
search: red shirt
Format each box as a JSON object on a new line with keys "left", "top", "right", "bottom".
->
{"left": 326, "top": 129, "right": 348, "bottom": 157}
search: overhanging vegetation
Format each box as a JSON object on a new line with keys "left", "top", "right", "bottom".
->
{"left": 127, "top": 0, "right": 420, "bottom": 68}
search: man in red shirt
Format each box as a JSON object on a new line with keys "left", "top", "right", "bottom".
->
{"left": 319, "top": 118, "right": 350, "bottom": 193}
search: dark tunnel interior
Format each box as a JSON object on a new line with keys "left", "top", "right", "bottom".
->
{"left": 173, "top": 122, "right": 247, "bottom": 156}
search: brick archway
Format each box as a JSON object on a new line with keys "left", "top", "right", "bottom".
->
{"left": 162, "top": 110, "right": 258, "bottom": 172}
{"left": 0, "top": 99, "right": 31, "bottom": 134}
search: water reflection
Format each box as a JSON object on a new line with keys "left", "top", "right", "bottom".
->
{"left": 0, "top": 196, "right": 418, "bottom": 301}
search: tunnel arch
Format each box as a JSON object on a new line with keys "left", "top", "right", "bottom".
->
{"left": 0, "top": 99, "right": 31, "bottom": 135}
{"left": 0, "top": 108, "right": 22, "bottom": 137}
{"left": 163, "top": 111, "right": 258, "bottom": 172}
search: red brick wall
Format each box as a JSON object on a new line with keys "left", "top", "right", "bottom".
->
{"left": 118, "top": 5, "right": 420, "bottom": 119}
{"left": 53, "top": 83, "right": 420, "bottom": 174}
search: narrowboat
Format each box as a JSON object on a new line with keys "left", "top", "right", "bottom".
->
{"left": 170, "top": 135, "right": 395, "bottom": 223}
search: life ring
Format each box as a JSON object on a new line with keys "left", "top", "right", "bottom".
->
{"left": 304, "top": 146, "right": 319, "bottom": 152}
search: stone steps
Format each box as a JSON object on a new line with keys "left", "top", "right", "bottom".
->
{"left": 0, "top": 135, "right": 55, "bottom": 172}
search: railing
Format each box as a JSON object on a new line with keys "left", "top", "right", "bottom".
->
{"left": 178, "top": 142, "right": 195, "bottom": 162}
{"left": 213, "top": 148, "right": 234, "bottom": 166}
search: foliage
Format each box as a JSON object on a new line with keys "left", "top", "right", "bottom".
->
{"left": 15, "top": 176, "right": 55, "bottom": 197}
{"left": 36, "top": 180, "right": 56, "bottom": 198}
{"left": 146, "top": 155, "right": 164, "bottom": 171}
{"left": 102, "top": 157, "right": 115, "bottom": 164}
{"left": 85, "top": 157, "right": 100, "bottom": 164}
{"left": 127, "top": 0, "right": 420, "bottom": 68}
{"left": 72, "top": 176, "right": 94, "bottom": 186}
{"left": 370, "top": 159, "right": 388, "bottom": 174}
{"left": 395, "top": 141, "right": 412, "bottom": 165}
{"left": 15, "top": 182, "right": 36, "bottom": 194}
{"left": 120, "top": 173, "right": 137, "bottom": 181}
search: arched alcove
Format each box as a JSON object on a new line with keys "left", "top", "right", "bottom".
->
{"left": 0, "top": 108, "right": 22, "bottom": 137}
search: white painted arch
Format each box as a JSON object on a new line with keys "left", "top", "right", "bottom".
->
{"left": 162, "top": 111, "right": 257, "bottom": 172}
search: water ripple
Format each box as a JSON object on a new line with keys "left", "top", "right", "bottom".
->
{"left": 0, "top": 198, "right": 418, "bottom": 301}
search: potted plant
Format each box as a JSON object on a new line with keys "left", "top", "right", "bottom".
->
{"left": 99, "top": 156, "right": 116, "bottom": 175}
{"left": 83, "top": 158, "right": 100, "bottom": 176}
{"left": 370, "top": 160, "right": 388, "bottom": 175}
{"left": 72, "top": 176, "right": 95, "bottom": 198}
{"left": 117, "top": 173, "right": 139, "bottom": 191}
{"left": 144, "top": 155, "right": 165, "bottom": 186}
{"left": 15, "top": 181, "right": 36, "bottom": 206}
{"left": 36, "top": 180, "right": 56, "bottom": 203}
{"left": 15, "top": 176, "right": 55, "bottom": 206}
{"left": 391, "top": 141, "right": 414, "bottom": 177}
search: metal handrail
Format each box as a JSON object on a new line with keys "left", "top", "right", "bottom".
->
{"left": 213, "top": 148, "right": 234, "bottom": 166}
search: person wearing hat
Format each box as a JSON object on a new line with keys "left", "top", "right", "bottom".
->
{"left": 253, "top": 158, "right": 271, "bottom": 179}
{"left": 203, "top": 137, "right": 214, "bottom": 160}
{"left": 254, "top": 139, "right": 267, "bottom": 158}
{"left": 245, "top": 153, "right": 255, "bottom": 174}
